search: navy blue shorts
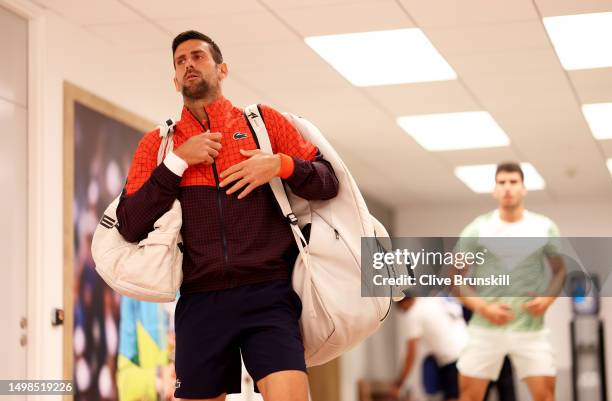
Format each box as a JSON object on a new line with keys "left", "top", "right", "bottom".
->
{"left": 174, "top": 279, "right": 306, "bottom": 399}
{"left": 438, "top": 361, "right": 460, "bottom": 400}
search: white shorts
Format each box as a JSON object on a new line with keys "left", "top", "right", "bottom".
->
{"left": 457, "top": 326, "right": 556, "bottom": 380}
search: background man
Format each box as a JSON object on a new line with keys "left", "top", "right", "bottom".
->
{"left": 394, "top": 297, "right": 468, "bottom": 401}
{"left": 455, "top": 162, "right": 565, "bottom": 401}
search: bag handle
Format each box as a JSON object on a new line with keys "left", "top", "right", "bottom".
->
{"left": 156, "top": 118, "right": 177, "bottom": 165}
{"left": 243, "top": 104, "right": 309, "bottom": 266}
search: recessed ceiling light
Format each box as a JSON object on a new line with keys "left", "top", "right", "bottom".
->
{"left": 454, "top": 163, "right": 546, "bottom": 193}
{"left": 305, "top": 28, "right": 456, "bottom": 87}
{"left": 543, "top": 12, "right": 612, "bottom": 70}
{"left": 582, "top": 103, "right": 612, "bottom": 140}
{"left": 397, "top": 111, "right": 510, "bottom": 151}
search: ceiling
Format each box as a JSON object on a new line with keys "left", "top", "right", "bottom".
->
{"left": 31, "top": 0, "right": 612, "bottom": 208}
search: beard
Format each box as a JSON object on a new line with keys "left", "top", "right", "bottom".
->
{"left": 181, "top": 77, "right": 216, "bottom": 100}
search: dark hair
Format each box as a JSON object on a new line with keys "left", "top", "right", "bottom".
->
{"left": 172, "top": 30, "right": 223, "bottom": 65}
{"left": 495, "top": 162, "right": 524, "bottom": 182}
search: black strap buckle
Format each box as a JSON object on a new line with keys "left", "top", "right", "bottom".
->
{"left": 287, "top": 213, "right": 298, "bottom": 225}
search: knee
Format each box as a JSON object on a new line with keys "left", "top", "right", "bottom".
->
{"left": 531, "top": 388, "right": 554, "bottom": 401}
{"left": 458, "top": 382, "right": 487, "bottom": 401}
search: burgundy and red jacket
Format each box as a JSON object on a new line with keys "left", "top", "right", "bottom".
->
{"left": 116, "top": 97, "right": 338, "bottom": 294}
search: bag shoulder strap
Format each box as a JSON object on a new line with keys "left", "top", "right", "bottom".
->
{"left": 243, "top": 104, "right": 308, "bottom": 256}
{"left": 156, "top": 118, "right": 177, "bottom": 166}
{"left": 243, "top": 105, "right": 295, "bottom": 219}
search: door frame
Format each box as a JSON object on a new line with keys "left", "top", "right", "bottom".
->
{"left": 0, "top": 0, "right": 45, "bottom": 387}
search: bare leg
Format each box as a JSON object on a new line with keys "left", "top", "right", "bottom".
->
{"left": 257, "top": 370, "right": 309, "bottom": 401}
{"left": 524, "top": 376, "right": 555, "bottom": 401}
{"left": 459, "top": 375, "right": 490, "bottom": 401}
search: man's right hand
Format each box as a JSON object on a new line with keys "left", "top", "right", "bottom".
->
{"left": 174, "top": 131, "right": 222, "bottom": 166}
{"left": 478, "top": 303, "right": 515, "bottom": 325}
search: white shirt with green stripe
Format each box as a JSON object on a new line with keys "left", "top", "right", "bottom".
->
{"left": 458, "top": 210, "right": 561, "bottom": 331}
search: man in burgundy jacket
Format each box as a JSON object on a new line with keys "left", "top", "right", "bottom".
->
{"left": 116, "top": 30, "right": 339, "bottom": 401}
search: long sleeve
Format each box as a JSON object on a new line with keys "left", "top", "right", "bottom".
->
{"left": 260, "top": 104, "right": 339, "bottom": 200}
{"left": 284, "top": 151, "right": 339, "bottom": 200}
{"left": 116, "top": 131, "right": 182, "bottom": 243}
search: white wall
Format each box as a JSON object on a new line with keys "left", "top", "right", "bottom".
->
{"left": 394, "top": 197, "right": 612, "bottom": 401}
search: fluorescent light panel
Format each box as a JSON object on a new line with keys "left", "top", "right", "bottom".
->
{"left": 455, "top": 163, "right": 546, "bottom": 193}
{"left": 543, "top": 12, "right": 612, "bottom": 70}
{"left": 582, "top": 103, "right": 612, "bottom": 140}
{"left": 397, "top": 111, "right": 510, "bottom": 151}
{"left": 305, "top": 28, "right": 456, "bottom": 86}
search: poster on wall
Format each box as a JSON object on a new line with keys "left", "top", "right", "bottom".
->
{"left": 63, "top": 82, "right": 176, "bottom": 401}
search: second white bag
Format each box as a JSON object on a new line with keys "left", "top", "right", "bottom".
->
{"left": 245, "top": 105, "right": 392, "bottom": 367}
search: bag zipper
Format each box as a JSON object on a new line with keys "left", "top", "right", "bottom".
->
{"left": 334, "top": 226, "right": 386, "bottom": 320}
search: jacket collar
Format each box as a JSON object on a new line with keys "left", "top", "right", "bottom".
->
{"left": 178, "top": 96, "right": 235, "bottom": 135}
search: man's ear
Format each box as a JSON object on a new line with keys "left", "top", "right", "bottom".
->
{"left": 218, "top": 63, "right": 229, "bottom": 81}
{"left": 173, "top": 76, "right": 180, "bottom": 93}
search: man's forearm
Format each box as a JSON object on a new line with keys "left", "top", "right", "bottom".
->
{"left": 397, "top": 339, "right": 417, "bottom": 386}
{"left": 451, "top": 264, "right": 487, "bottom": 313}
{"left": 543, "top": 255, "right": 566, "bottom": 298}
{"left": 458, "top": 293, "right": 488, "bottom": 314}
{"left": 116, "top": 163, "right": 182, "bottom": 243}
{"left": 398, "top": 353, "right": 415, "bottom": 385}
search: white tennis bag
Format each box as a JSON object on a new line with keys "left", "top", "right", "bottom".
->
{"left": 245, "top": 105, "right": 393, "bottom": 367}
{"left": 91, "top": 120, "right": 183, "bottom": 303}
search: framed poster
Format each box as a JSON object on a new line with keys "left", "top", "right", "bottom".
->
{"left": 63, "top": 82, "right": 177, "bottom": 401}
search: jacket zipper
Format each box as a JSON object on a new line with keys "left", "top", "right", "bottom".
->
{"left": 211, "top": 163, "right": 229, "bottom": 266}
{"left": 191, "top": 113, "right": 230, "bottom": 273}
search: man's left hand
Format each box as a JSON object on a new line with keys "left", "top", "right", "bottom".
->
{"left": 522, "top": 297, "right": 554, "bottom": 317}
{"left": 219, "top": 149, "right": 280, "bottom": 199}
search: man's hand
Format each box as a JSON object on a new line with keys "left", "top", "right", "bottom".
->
{"left": 478, "top": 303, "right": 515, "bottom": 325}
{"left": 219, "top": 149, "right": 281, "bottom": 199}
{"left": 522, "top": 297, "right": 554, "bottom": 317}
{"left": 174, "top": 131, "right": 222, "bottom": 166}
{"left": 389, "top": 384, "right": 401, "bottom": 399}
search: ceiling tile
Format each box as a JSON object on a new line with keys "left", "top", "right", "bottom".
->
{"left": 601, "top": 140, "right": 612, "bottom": 158}
{"left": 261, "top": 0, "right": 388, "bottom": 11}
{"left": 33, "top": 0, "right": 143, "bottom": 25}
{"left": 460, "top": 69, "right": 573, "bottom": 104}
{"left": 275, "top": 0, "right": 414, "bottom": 37}
{"left": 230, "top": 61, "right": 350, "bottom": 92}
{"left": 569, "top": 68, "right": 612, "bottom": 104}
{"left": 121, "top": 0, "right": 264, "bottom": 20}
{"left": 437, "top": 147, "right": 520, "bottom": 166}
{"left": 425, "top": 21, "right": 550, "bottom": 55}
{"left": 399, "top": 0, "right": 538, "bottom": 27}
{"left": 86, "top": 22, "right": 170, "bottom": 51}
{"left": 448, "top": 47, "right": 561, "bottom": 76}
{"left": 363, "top": 80, "right": 479, "bottom": 116}
{"left": 159, "top": 12, "right": 297, "bottom": 46}
{"left": 222, "top": 40, "right": 330, "bottom": 71}
{"left": 535, "top": 0, "right": 612, "bottom": 17}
